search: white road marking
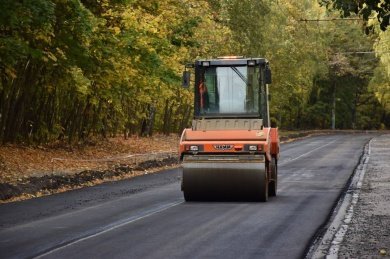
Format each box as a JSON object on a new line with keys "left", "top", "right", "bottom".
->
{"left": 33, "top": 200, "right": 183, "bottom": 258}
{"left": 307, "top": 139, "right": 371, "bottom": 259}
{"left": 280, "top": 140, "right": 336, "bottom": 165}
{"left": 325, "top": 141, "right": 370, "bottom": 258}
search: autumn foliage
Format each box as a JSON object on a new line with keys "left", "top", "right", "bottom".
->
{"left": 0, "top": 0, "right": 389, "bottom": 145}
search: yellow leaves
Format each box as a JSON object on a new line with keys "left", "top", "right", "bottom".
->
{"left": 34, "top": 32, "right": 53, "bottom": 44}
{"left": 369, "top": 27, "right": 389, "bottom": 109}
{"left": 374, "top": 30, "right": 390, "bottom": 76}
{"left": 69, "top": 66, "right": 91, "bottom": 96}
{"left": 97, "top": 0, "right": 110, "bottom": 8}
{"left": 112, "top": 26, "right": 121, "bottom": 35}
{"left": 55, "top": 47, "right": 67, "bottom": 60}
{"left": 104, "top": 8, "right": 113, "bottom": 17}
{"left": 41, "top": 51, "right": 57, "bottom": 63}
{"left": 46, "top": 51, "right": 57, "bottom": 62}
{"left": 5, "top": 67, "right": 17, "bottom": 79}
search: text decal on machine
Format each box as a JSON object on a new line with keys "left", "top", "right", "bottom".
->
{"left": 214, "top": 144, "right": 234, "bottom": 150}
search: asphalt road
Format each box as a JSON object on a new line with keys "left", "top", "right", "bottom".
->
{"left": 0, "top": 133, "right": 375, "bottom": 259}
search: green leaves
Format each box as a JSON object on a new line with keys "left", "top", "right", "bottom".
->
{"left": 0, "top": 0, "right": 388, "bottom": 144}
{"left": 320, "top": 0, "right": 390, "bottom": 31}
{"left": 69, "top": 67, "right": 91, "bottom": 96}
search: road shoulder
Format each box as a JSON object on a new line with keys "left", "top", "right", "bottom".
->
{"left": 339, "top": 134, "right": 390, "bottom": 257}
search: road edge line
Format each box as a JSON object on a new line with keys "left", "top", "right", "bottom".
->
{"left": 305, "top": 138, "right": 371, "bottom": 259}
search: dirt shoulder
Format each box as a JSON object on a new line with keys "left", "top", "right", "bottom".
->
{"left": 0, "top": 135, "right": 179, "bottom": 202}
{"left": 339, "top": 134, "right": 390, "bottom": 258}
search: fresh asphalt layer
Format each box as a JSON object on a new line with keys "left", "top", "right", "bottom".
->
{"left": 0, "top": 133, "right": 376, "bottom": 259}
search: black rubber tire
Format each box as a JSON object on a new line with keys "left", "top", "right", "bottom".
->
{"left": 268, "top": 157, "right": 277, "bottom": 197}
{"left": 183, "top": 190, "right": 204, "bottom": 202}
{"left": 255, "top": 162, "right": 268, "bottom": 202}
{"left": 183, "top": 191, "right": 194, "bottom": 202}
{"left": 258, "top": 171, "right": 268, "bottom": 202}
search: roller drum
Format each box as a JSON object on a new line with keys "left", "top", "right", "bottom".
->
{"left": 182, "top": 161, "right": 268, "bottom": 201}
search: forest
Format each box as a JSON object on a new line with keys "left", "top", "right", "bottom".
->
{"left": 0, "top": 0, "right": 389, "bottom": 144}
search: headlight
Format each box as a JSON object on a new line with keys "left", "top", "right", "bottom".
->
{"left": 244, "top": 144, "right": 262, "bottom": 152}
{"left": 248, "top": 145, "right": 257, "bottom": 151}
{"left": 185, "top": 144, "right": 203, "bottom": 152}
{"left": 190, "top": 145, "right": 199, "bottom": 151}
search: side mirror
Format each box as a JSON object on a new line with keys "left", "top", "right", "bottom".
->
{"left": 265, "top": 67, "right": 272, "bottom": 84}
{"left": 182, "top": 71, "right": 190, "bottom": 88}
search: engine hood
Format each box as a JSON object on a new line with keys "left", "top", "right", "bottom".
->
{"left": 182, "top": 128, "right": 269, "bottom": 142}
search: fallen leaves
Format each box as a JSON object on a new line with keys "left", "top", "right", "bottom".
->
{"left": 0, "top": 134, "right": 179, "bottom": 184}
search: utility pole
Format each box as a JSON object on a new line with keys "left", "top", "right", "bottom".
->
{"left": 331, "top": 81, "right": 336, "bottom": 130}
{"left": 332, "top": 91, "right": 336, "bottom": 130}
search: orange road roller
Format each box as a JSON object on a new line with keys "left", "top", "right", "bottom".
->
{"left": 179, "top": 57, "right": 280, "bottom": 201}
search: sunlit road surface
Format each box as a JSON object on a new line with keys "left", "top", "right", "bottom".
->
{"left": 0, "top": 133, "right": 375, "bottom": 259}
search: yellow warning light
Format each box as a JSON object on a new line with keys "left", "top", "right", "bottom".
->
{"left": 217, "top": 56, "right": 244, "bottom": 59}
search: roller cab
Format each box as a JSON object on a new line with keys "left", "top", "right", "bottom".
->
{"left": 179, "top": 57, "right": 280, "bottom": 201}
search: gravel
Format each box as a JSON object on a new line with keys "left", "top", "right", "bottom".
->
{"left": 338, "top": 134, "right": 390, "bottom": 258}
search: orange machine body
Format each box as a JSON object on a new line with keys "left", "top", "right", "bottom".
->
{"left": 179, "top": 127, "right": 279, "bottom": 162}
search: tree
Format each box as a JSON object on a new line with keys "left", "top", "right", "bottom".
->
{"left": 0, "top": 0, "right": 388, "bottom": 145}
{"left": 320, "top": 0, "right": 390, "bottom": 31}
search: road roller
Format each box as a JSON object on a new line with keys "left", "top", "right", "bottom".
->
{"left": 179, "top": 57, "right": 280, "bottom": 201}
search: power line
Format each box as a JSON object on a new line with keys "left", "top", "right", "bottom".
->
{"left": 340, "top": 51, "right": 390, "bottom": 54}
{"left": 299, "top": 17, "right": 375, "bottom": 22}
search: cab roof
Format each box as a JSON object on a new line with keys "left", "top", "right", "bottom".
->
{"left": 194, "top": 57, "right": 269, "bottom": 67}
